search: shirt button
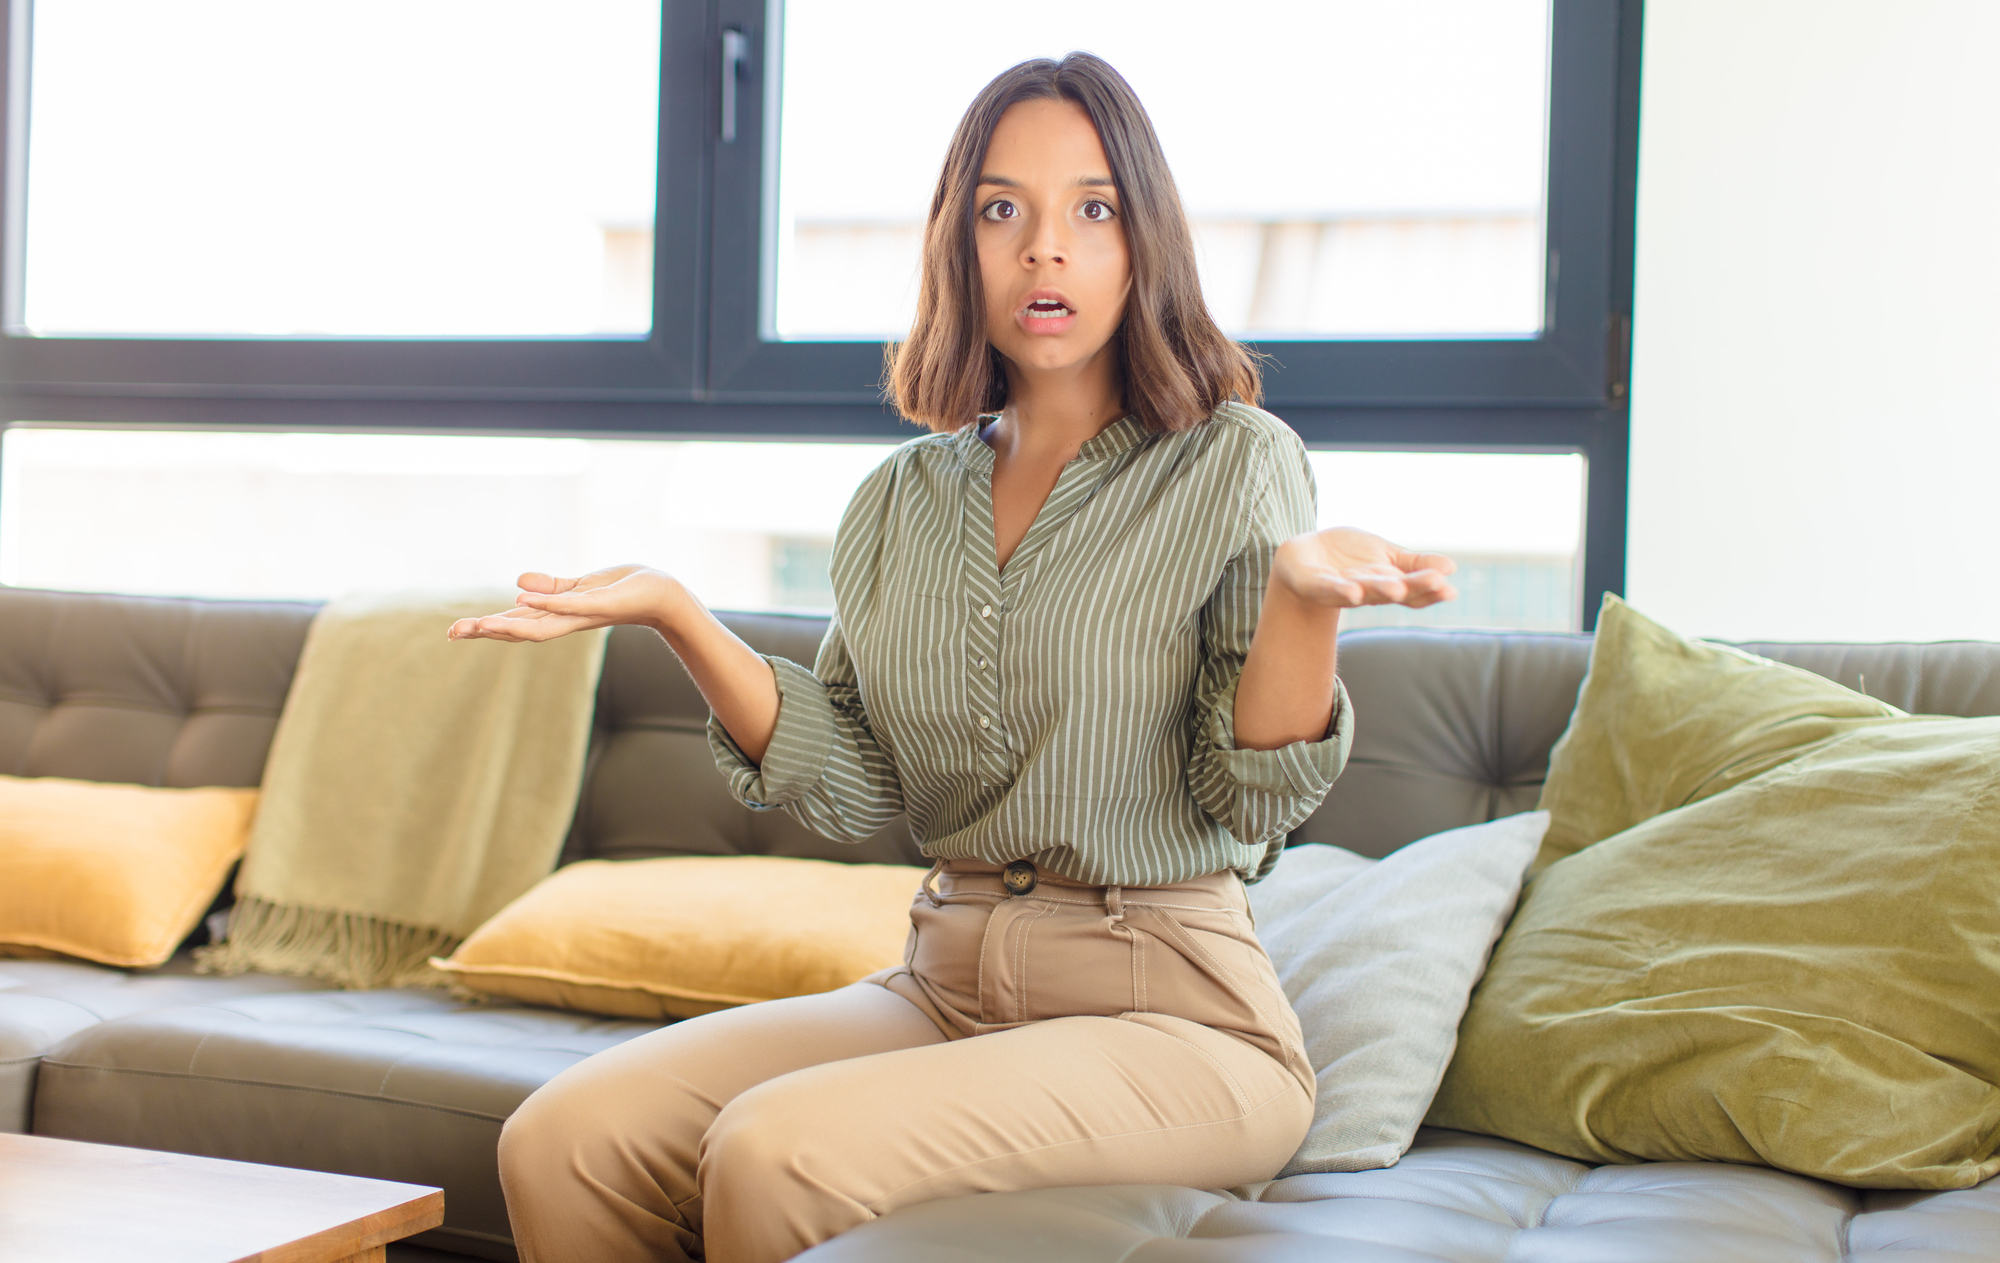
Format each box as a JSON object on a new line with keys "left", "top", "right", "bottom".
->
{"left": 977, "top": 714, "right": 991, "bottom": 729}
{"left": 978, "top": 657, "right": 989, "bottom": 670}
{"left": 980, "top": 604, "right": 993, "bottom": 618}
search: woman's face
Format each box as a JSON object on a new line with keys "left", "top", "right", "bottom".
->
{"left": 974, "top": 98, "right": 1132, "bottom": 380}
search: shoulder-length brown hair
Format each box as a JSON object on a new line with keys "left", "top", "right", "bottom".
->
{"left": 886, "top": 53, "right": 1260, "bottom": 434}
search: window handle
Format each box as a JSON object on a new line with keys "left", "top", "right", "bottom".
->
{"left": 720, "top": 28, "right": 749, "bottom": 144}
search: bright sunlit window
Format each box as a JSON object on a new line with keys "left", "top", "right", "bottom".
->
{"left": 1309, "top": 451, "right": 1583, "bottom": 632}
{"left": 0, "top": 429, "right": 896, "bottom": 607}
{"left": 20, "top": 0, "right": 660, "bottom": 338}
{"left": 1, "top": 429, "right": 1582, "bottom": 631}
{"left": 771, "top": 0, "right": 1550, "bottom": 341}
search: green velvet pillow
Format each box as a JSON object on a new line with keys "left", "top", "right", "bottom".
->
{"left": 1431, "top": 715, "right": 2000, "bottom": 1190}
{"left": 1532, "top": 594, "right": 1916, "bottom": 873}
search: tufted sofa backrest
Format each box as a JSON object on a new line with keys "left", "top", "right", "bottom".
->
{"left": 560, "top": 617, "right": 922, "bottom": 866}
{"left": 1302, "top": 628, "right": 2000, "bottom": 856}
{"left": 0, "top": 588, "right": 315, "bottom": 789}
{"left": 6, "top": 587, "right": 2000, "bottom": 865}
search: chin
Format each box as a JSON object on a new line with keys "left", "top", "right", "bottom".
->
{"left": 1001, "top": 335, "right": 1109, "bottom": 374}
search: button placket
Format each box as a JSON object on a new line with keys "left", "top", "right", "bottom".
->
{"left": 963, "top": 464, "right": 1011, "bottom": 788}
{"left": 967, "top": 597, "right": 1007, "bottom": 783}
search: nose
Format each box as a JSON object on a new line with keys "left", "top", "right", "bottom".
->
{"left": 1022, "top": 211, "right": 1068, "bottom": 268}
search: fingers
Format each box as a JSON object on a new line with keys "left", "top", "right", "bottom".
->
{"left": 1293, "top": 564, "right": 1460, "bottom": 611}
{"left": 1355, "top": 572, "right": 1412, "bottom": 605}
{"left": 1397, "top": 573, "right": 1459, "bottom": 608}
{"left": 447, "top": 610, "right": 597, "bottom": 642}
{"left": 514, "top": 587, "right": 611, "bottom": 616}
{"left": 447, "top": 613, "right": 530, "bottom": 642}
{"left": 1293, "top": 567, "right": 1409, "bottom": 609}
{"left": 1323, "top": 576, "right": 1367, "bottom": 605}
{"left": 1342, "top": 536, "right": 1461, "bottom": 609}
{"left": 1381, "top": 542, "right": 1458, "bottom": 577}
{"left": 1397, "top": 568, "right": 1460, "bottom": 608}
{"left": 517, "top": 570, "right": 611, "bottom": 596}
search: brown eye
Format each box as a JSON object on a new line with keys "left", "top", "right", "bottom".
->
{"left": 980, "top": 200, "right": 1017, "bottom": 222}
{"left": 1080, "top": 199, "right": 1115, "bottom": 222}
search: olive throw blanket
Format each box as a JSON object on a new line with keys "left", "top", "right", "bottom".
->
{"left": 199, "top": 590, "right": 607, "bottom": 988}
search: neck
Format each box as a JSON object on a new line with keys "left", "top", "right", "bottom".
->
{"left": 988, "top": 345, "right": 1125, "bottom": 461}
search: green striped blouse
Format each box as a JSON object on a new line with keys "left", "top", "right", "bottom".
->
{"left": 709, "top": 402, "right": 1352, "bottom": 886}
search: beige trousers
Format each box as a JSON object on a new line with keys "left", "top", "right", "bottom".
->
{"left": 498, "top": 859, "right": 1314, "bottom": 1263}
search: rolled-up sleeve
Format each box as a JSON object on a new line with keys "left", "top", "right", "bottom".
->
{"left": 1191, "top": 673, "right": 1353, "bottom": 872}
{"left": 707, "top": 615, "right": 904, "bottom": 843}
{"left": 1184, "top": 429, "right": 1353, "bottom": 878}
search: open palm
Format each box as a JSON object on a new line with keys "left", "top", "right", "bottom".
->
{"left": 445, "top": 565, "right": 680, "bottom": 642}
{"left": 1272, "top": 527, "right": 1458, "bottom": 610}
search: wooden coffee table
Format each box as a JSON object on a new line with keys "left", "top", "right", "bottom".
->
{"left": 0, "top": 1133, "right": 444, "bottom": 1262}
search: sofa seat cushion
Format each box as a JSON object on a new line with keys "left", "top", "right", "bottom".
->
{"left": 795, "top": 1128, "right": 2000, "bottom": 1262}
{"left": 0, "top": 953, "right": 330, "bottom": 1133}
{"left": 33, "top": 989, "right": 660, "bottom": 1261}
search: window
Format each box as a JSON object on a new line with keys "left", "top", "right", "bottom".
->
{"left": 21, "top": 0, "right": 661, "bottom": 338}
{"left": 1, "top": 427, "right": 1587, "bottom": 630}
{"left": 0, "top": 1, "right": 1639, "bottom": 624}
{"left": 1308, "top": 451, "right": 1583, "bottom": 631}
{"left": 771, "top": 1, "right": 1551, "bottom": 342}
{"left": 0, "top": 426, "right": 899, "bottom": 606}
{"left": 709, "top": 0, "right": 1632, "bottom": 412}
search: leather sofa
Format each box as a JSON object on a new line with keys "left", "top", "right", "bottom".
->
{"left": 3, "top": 585, "right": 1997, "bottom": 1262}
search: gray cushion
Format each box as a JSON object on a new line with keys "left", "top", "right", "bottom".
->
{"left": 795, "top": 1127, "right": 2000, "bottom": 1262}
{"left": 0, "top": 588, "right": 314, "bottom": 789}
{"left": 34, "top": 990, "right": 658, "bottom": 1261}
{"left": 0, "top": 952, "right": 327, "bottom": 1134}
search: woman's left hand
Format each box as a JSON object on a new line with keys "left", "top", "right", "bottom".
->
{"left": 1271, "top": 527, "right": 1458, "bottom": 609}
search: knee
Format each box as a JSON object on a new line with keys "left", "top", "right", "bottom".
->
{"left": 700, "top": 1075, "right": 857, "bottom": 1209}
{"left": 700, "top": 1082, "right": 810, "bottom": 1187}
{"left": 700, "top": 1074, "right": 908, "bottom": 1263}
{"left": 499, "top": 1068, "right": 599, "bottom": 1193}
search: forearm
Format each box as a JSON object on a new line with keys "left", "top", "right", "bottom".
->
{"left": 650, "top": 582, "right": 781, "bottom": 764}
{"left": 1233, "top": 574, "right": 1341, "bottom": 751}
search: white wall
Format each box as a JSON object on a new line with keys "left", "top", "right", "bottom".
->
{"left": 1626, "top": 1, "right": 2000, "bottom": 642}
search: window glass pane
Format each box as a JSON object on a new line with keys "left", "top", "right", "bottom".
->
{"left": 0, "top": 429, "right": 897, "bottom": 605}
{"left": 771, "top": 0, "right": 1549, "bottom": 341}
{"left": 21, "top": 0, "right": 660, "bottom": 338}
{"left": 2, "top": 430, "right": 1580, "bottom": 632}
{"left": 1308, "top": 451, "right": 1583, "bottom": 631}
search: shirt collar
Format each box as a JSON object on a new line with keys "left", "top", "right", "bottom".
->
{"left": 1076, "top": 414, "right": 1150, "bottom": 461}
{"left": 952, "top": 413, "right": 1150, "bottom": 474}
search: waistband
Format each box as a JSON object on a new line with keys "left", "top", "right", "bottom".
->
{"left": 921, "top": 857, "right": 1248, "bottom": 917}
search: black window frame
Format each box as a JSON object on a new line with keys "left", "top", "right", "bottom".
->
{"left": 0, "top": 0, "right": 1640, "bottom": 624}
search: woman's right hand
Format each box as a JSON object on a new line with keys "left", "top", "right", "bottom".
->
{"left": 446, "top": 565, "right": 688, "bottom": 642}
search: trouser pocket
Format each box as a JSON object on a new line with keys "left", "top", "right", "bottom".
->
{"left": 982, "top": 895, "right": 1142, "bottom": 1026}
{"left": 1122, "top": 901, "right": 1312, "bottom": 1092}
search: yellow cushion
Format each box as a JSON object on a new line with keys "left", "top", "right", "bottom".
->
{"left": 431, "top": 855, "right": 926, "bottom": 1020}
{"left": 0, "top": 775, "right": 260, "bottom": 968}
{"left": 1430, "top": 716, "right": 2000, "bottom": 1189}
{"left": 1533, "top": 594, "right": 1917, "bottom": 872}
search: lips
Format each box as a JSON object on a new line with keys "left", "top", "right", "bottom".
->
{"left": 1016, "top": 288, "right": 1078, "bottom": 334}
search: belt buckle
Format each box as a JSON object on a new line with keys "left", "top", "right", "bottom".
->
{"left": 1002, "top": 859, "right": 1038, "bottom": 897}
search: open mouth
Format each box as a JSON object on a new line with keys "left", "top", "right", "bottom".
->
{"left": 1024, "top": 299, "right": 1074, "bottom": 320}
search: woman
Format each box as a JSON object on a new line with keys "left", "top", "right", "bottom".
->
{"left": 453, "top": 53, "right": 1453, "bottom": 1263}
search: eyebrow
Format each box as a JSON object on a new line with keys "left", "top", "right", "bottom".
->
{"left": 976, "top": 174, "right": 1116, "bottom": 189}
